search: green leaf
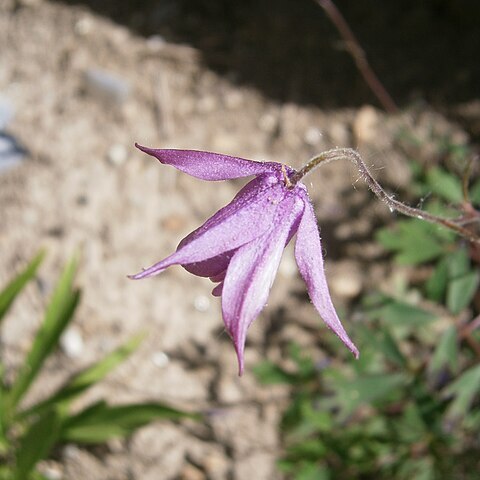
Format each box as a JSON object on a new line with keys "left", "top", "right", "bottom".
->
{"left": 446, "top": 271, "right": 479, "bottom": 314}
{"left": 470, "top": 178, "right": 480, "bottom": 206}
{"left": 18, "top": 334, "right": 145, "bottom": 420}
{"left": 376, "top": 220, "right": 447, "bottom": 265}
{"left": 377, "top": 329, "right": 407, "bottom": 368}
{"left": 425, "top": 257, "right": 449, "bottom": 302}
{"left": 446, "top": 247, "right": 470, "bottom": 278}
{"left": 430, "top": 326, "right": 458, "bottom": 374}
{"left": 13, "top": 409, "right": 61, "bottom": 480}
{"left": 368, "top": 299, "right": 437, "bottom": 327}
{"left": 326, "top": 373, "right": 406, "bottom": 417}
{"left": 444, "top": 364, "right": 480, "bottom": 420}
{"left": 426, "top": 166, "right": 463, "bottom": 204}
{"left": 60, "top": 401, "right": 198, "bottom": 444}
{"left": 0, "top": 251, "right": 45, "bottom": 324}
{"left": 253, "top": 361, "right": 296, "bottom": 385}
{"left": 294, "top": 461, "right": 330, "bottom": 480}
{"left": 6, "top": 257, "right": 80, "bottom": 412}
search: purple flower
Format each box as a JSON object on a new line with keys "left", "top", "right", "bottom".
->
{"left": 130, "top": 144, "right": 359, "bottom": 374}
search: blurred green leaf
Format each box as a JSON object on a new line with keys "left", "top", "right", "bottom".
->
{"left": 7, "top": 256, "right": 79, "bottom": 412}
{"left": 444, "top": 364, "right": 480, "bottom": 420}
{"left": 446, "top": 247, "right": 470, "bottom": 278}
{"left": 294, "top": 461, "right": 330, "bottom": 480}
{"left": 60, "top": 401, "right": 198, "bottom": 444}
{"left": 327, "top": 373, "right": 406, "bottom": 417}
{"left": 253, "top": 362, "right": 295, "bottom": 385}
{"left": 376, "top": 220, "right": 447, "bottom": 265}
{"left": 367, "top": 299, "right": 437, "bottom": 327}
{"left": 446, "top": 271, "right": 479, "bottom": 314}
{"left": 19, "top": 334, "right": 144, "bottom": 420}
{"left": 13, "top": 410, "right": 60, "bottom": 480}
{"left": 430, "top": 326, "right": 458, "bottom": 374}
{"left": 398, "top": 457, "right": 435, "bottom": 480}
{"left": 0, "top": 251, "right": 45, "bottom": 325}
{"left": 426, "top": 166, "right": 463, "bottom": 204}
{"left": 375, "top": 329, "right": 407, "bottom": 368}
{"left": 470, "top": 178, "right": 480, "bottom": 206}
{"left": 396, "top": 403, "right": 427, "bottom": 443}
{"left": 425, "top": 257, "right": 448, "bottom": 302}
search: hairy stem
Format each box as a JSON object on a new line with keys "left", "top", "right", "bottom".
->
{"left": 315, "top": 0, "right": 398, "bottom": 113}
{"left": 291, "top": 148, "right": 480, "bottom": 244}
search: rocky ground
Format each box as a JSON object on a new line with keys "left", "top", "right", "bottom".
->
{"left": 0, "top": 1, "right": 478, "bottom": 479}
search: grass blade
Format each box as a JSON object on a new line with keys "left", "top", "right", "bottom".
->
{"left": 60, "top": 401, "right": 199, "bottom": 444}
{"left": 13, "top": 409, "right": 61, "bottom": 480}
{"left": 18, "top": 334, "right": 144, "bottom": 419}
{"left": 0, "top": 251, "right": 45, "bottom": 325}
{"left": 6, "top": 257, "right": 79, "bottom": 412}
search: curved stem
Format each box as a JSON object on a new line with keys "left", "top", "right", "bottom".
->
{"left": 315, "top": 0, "right": 398, "bottom": 113}
{"left": 291, "top": 148, "right": 480, "bottom": 244}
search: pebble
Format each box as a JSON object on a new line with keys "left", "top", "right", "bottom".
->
{"left": 147, "top": 35, "right": 167, "bottom": 51}
{"left": 194, "top": 295, "right": 210, "bottom": 312}
{"left": 353, "top": 105, "right": 380, "bottom": 144}
{"left": 60, "top": 327, "right": 85, "bottom": 358}
{"left": 304, "top": 126, "right": 323, "bottom": 145}
{"left": 197, "top": 96, "right": 217, "bottom": 113}
{"left": 151, "top": 351, "right": 169, "bottom": 368}
{"left": 216, "top": 374, "right": 243, "bottom": 403}
{"left": 74, "top": 17, "right": 93, "bottom": 36}
{"left": 107, "top": 143, "right": 127, "bottom": 166}
{"left": 224, "top": 90, "right": 243, "bottom": 109}
{"left": 180, "top": 464, "right": 205, "bottom": 480}
{"left": 84, "top": 69, "right": 130, "bottom": 105}
{"left": 203, "top": 453, "right": 230, "bottom": 480}
{"left": 38, "top": 462, "right": 63, "bottom": 480}
{"left": 328, "top": 260, "right": 363, "bottom": 299}
{"left": 258, "top": 113, "right": 277, "bottom": 133}
{"left": 328, "top": 121, "right": 351, "bottom": 146}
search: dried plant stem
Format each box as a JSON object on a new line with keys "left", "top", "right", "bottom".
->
{"left": 291, "top": 148, "right": 480, "bottom": 244}
{"left": 315, "top": 0, "right": 398, "bottom": 113}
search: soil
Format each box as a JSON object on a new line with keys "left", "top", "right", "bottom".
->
{"left": 0, "top": 1, "right": 478, "bottom": 479}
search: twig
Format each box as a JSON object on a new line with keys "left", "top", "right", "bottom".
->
{"left": 291, "top": 148, "right": 480, "bottom": 244}
{"left": 315, "top": 0, "right": 398, "bottom": 114}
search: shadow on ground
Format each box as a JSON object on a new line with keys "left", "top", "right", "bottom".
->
{"left": 53, "top": 0, "right": 480, "bottom": 109}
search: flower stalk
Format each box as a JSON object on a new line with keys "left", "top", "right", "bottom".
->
{"left": 291, "top": 148, "right": 480, "bottom": 245}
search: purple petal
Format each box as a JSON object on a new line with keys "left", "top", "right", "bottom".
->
{"left": 129, "top": 178, "right": 287, "bottom": 279}
{"left": 221, "top": 194, "right": 303, "bottom": 375}
{"left": 294, "top": 190, "right": 359, "bottom": 358}
{"left": 136, "top": 144, "right": 279, "bottom": 180}
{"left": 179, "top": 176, "right": 272, "bottom": 277}
{"left": 182, "top": 251, "right": 233, "bottom": 278}
{"left": 211, "top": 282, "right": 224, "bottom": 297}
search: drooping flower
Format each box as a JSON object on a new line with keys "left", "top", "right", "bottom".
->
{"left": 129, "top": 144, "right": 359, "bottom": 374}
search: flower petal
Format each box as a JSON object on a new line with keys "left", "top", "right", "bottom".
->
{"left": 136, "top": 144, "right": 278, "bottom": 180}
{"left": 129, "top": 177, "right": 286, "bottom": 279}
{"left": 295, "top": 190, "right": 359, "bottom": 358}
{"left": 182, "top": 251, "right": 233, "bottom": 278}
{"left": 211, "top": 282, "right": 224, "bottom": 297}
{"left": 221, "top": 194, "right": 303, "bottom": 375}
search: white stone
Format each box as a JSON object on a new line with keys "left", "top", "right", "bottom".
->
{"left": 353, "top": 105, "right": 380, "bottom": 144}
{"left": 304, "top": 126, "right": 323, "bottom": 145}
{"left": 151, "top": 351, "right": 169, "bottom": 368}
{"left": 60, "top": 327, "right": 84, "bottom": 358}
{"left": 194, "top": 295, "right": 210, "bottom": 312}
{"left": 107, "top": 143, "right": 127, "bottom": 166}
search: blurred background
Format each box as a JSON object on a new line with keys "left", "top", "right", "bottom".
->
{"left": 0, "top": 0, "right": 479, "bottom": 479}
